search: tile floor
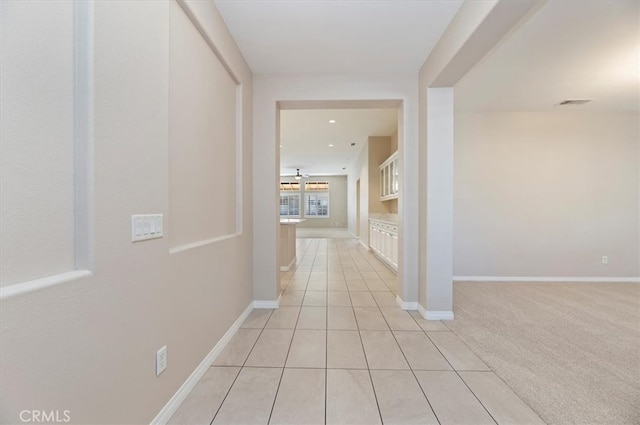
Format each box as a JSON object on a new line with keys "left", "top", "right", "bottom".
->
{"left": 169, "top": 237, "right": 544, "bottom": 425}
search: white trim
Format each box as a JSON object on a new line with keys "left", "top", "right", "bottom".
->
{"left": 358, "top": 240, "right": 369, "bottom": 251}
{"left": 395, "top": 295, "right": 418, "bottom": 310}
{"left": 175, "top": 0, "right": 240, "bottom": 83}
{"left": 453, "top": 276, "right": 640, "bottom": 283}
{"left": 426, "top": 310, "right": 455, "bottom": 321}
{"left": 279, "top": 192, "right": 301, "bottom": 219}
{"left": 172, "top": 0, "right": 244, "bottom": 242}
{"left": 303, "top": 192, "right": 330, "bottom": 218}
{"left": 74, "top": 0, "right": 94, "bottom": 271}
{"left": 169, "top": 233, "right": 241, "bottom": 254}
{"left": 0, "top": 270, "right": 92, "bottom": 300}
{"left": 253, "top": 294, "right": 281, "bottom": 309}
{"left": 235, "top": 83, "right": 243, "bottom": 235}
{"left": 417, "top": 304, "right": 454, "bottom": 321}
{"left": 280, "top": 256, "right": 296, "bottom": 272}
{"left": 417, "top": 303, "right": 427, "bottom": 318}
{"left": 150, "top": 302, "right": 253, "bottom": 425}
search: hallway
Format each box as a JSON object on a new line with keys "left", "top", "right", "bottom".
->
{"left": 168, "top": 236, "right": 543, "bottom": 425}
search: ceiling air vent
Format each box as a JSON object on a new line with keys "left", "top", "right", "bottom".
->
{"left": 556, "top": 99, "right": 594, "bottom": 106}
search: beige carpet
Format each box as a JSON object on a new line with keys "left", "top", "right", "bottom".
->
{"left": 447, "top": 282, "right": 640, "bottom": 425}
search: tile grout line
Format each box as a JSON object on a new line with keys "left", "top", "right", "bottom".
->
{"left": 380, "top": 309, "right": 443, "bottom": 425}
{"left": 324, "top": 240, "right": 329, "bottom": 425}
{"left": 266, "top": 241, "right": 315, "bottom": 425}
{"left": 347, "top": 246, "right": 385, "bottom": 425}
{"left": 209, "top": 308, "right": 275, "bottom": 425}
{"left": 421, "top": 330, "right": 500, "bottom": 425}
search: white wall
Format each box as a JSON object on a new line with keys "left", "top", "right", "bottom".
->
{"left": 417, "top": 0, "right": 539, "bottom": 317}
{"left": 1, "top": 0, "right": 76, "bottom": 287}
{"left": 253, "top": 75, "right": 420, "bottom": 306}
{"left": 454, "top": 110, "right": 639, "bottom": 278}
{"left": 348, "top": 143, "right": 370, "bottom": 243}
{"left": 0, "top": 1, "right": 254, "bottom": 423}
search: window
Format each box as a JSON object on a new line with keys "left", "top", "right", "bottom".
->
{"left": 280, "top": 193, "right": 300, "bottom": 217}
{"left": 280, "top": 181, "right": 301, "bottom": 191}
{"left": 305, "top": 181, "right": 329, "bottom": 191}
{"left": 305, "top": 193, "right": 329, "bottom": 218}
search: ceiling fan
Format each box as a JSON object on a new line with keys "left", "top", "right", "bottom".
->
{"left": 294, "top": 168, "right": 310, "bottom": 180}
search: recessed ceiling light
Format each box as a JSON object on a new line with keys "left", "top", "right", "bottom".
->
{"left": 328, "top": 144, "right": 334, "bottom": 147}
{"left": 329, "top": 119, "right": 336, "bottom": 124}
{"left": 280, "top": 145, "right": 282, "bottom": 147}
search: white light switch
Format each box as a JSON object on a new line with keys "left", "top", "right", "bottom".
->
{"left": 131, "top": 214, "right": 163, "bottom": 242}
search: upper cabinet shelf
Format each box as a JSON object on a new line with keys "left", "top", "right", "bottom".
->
{"left": 380, "top": 151, "right": 399, "bottom": 201}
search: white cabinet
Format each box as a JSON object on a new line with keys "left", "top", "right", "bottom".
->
{"left": 380, "top": 151, "right": 399, "bottom": 201}
{"left": 369, "top": 219, "right": 398, "bottom": 272}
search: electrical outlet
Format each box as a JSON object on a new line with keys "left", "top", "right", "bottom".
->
{"left": 602, "top": 256, "right": 608, "bottom": 264}
{"left": 156, "top": 346, "right": 167, "bottom": 376}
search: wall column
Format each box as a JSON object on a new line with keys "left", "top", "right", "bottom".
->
{"left": 423, "top": 88, "right": 455, "bottom": 319}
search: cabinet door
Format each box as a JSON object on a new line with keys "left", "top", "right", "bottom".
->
{"left": 369, "top": 225, "right": 375, "bottom": 250}
{"left": 392, "top": 159, "right": 399, "bottom": 195}
{"left": 383, "top": 231, "right": 390, "bottom": 260}
{"left": 380, "top": 168, "right": 385, "bottom": 198}
{"left": 370, "top": 225, "right": 378, "bottom": 252}
{"left": 383, "top": 166, "right": 389, "bottom": 197}
{"left": 387, "top": 161, "right": 396, "bottom": 195}
{"left": 391, "top": 233, "right": 399, "bottom": 268}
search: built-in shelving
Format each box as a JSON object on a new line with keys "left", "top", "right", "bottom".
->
{"left": 380, "top": 151, "right": 398, "bottom": 201}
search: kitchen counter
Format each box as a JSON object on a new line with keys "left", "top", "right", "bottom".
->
{"left": 369, "top": 213, "right": 398, "bottom": 225}
{"left": 280, "top": 218, "right": 305, "bottom": 271}
{"left": 280, "top": 218, "right": 306, "bottom": 224}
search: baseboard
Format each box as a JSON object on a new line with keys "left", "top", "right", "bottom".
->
{"left": 253, "top": 294, "right": 281, "bottom": 309}
{"left": 453, "top": 276, "right": 640, "bottom": 283}
{"left": 280, "top": 257, "right": 296, "bottom": 272}
{"left": 358, "top": 239, "right": 369, "bottom": 251}
{"left": 151, "top": 302, "right": 254, "bottom": 425}
{"left": 371, "top": 251, "right": 398, "bottom": 274}
{"left": 426, "top": 310, "right": 455, "bottom": 320}
{"left": 395, "top": 295, "right": 418, "bottom": 310}
{"left": 348, "top": 230, "right": 360, "bottom": 239}
{"left": 417, "top": 304, "right": 454, "bottom": 321}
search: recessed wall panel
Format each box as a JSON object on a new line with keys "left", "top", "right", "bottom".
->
{"left": 169, "top": 1, "right": 238, "bottom": 250}
{"left": 0, "top": 1, "right": 76, "bottom": 287}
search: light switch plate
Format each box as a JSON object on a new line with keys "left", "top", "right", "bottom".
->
{"left": 156, "top": 345, "right": 167, "bottom": 376}
{"left": 131, "top": 214, "right": 163, "bottom": 242}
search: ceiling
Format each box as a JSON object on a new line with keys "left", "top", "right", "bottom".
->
{"left": 215, "top": 0, "right": 637, "bottom": 175}
{"left": 213, "top": 0, "right": 463, "bottom": 74}
{"left": 455, "top": 0, "right": 639, "bottom": 112}
{"left": 280, "top": 108, "right": 397, "bottom": 176}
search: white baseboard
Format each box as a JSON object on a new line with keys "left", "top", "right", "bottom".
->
{"left": 417, "top": 304, "right": 454, "bottom": 321}
{"left": 453, "top": 276, "right": 640, "bottom": 283}
{"left": 358, "top": 239, "right": 369, "bottom": 251}
{"left": 395, "top": 295, "right": 418, "bottom": 310}
{"left": 280, "top": 257, "right": 296, "bottom": 272}
{"left": 253, "top": 294, "right": 281, "bottom": 309}
{"left": 426, "top": 310, "right": 455, "bottom": 320}
{"left": 151, "top": 302, "right": 254, "bottom": 425}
